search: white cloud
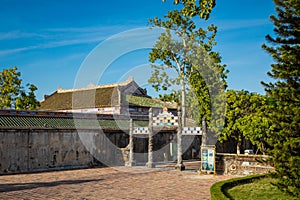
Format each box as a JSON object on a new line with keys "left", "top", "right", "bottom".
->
{"left": 0, "top": 31, "right": 43, "bottom": 40}
{"left": 0, "top": 25, "right": 136, "bottom": 56}
{"left": 0, "top": 19, "right": 270, "bottom": 57}
{"left": 0, "top": 45, "right": 40, "bottom": 55}
{"left": 44, "top": 25, "right": 128, "bottom": 33}
{"left": 216, "top": 19, "right": 271, "bottom": 32}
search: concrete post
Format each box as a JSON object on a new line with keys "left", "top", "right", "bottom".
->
{"left": 147, "top": 108, "right": 154, "bottom": 168}
{"left": 175, "top": 108, "right": 185, "bottom": 171}
{"left": 128, "top": 118, "right": 134, "bottom": 166}
{"left": 181, "top": 79, "right": 186, "bottom": 127}
{"left": 201, "top": 116, "right": 207, "bottom": 147}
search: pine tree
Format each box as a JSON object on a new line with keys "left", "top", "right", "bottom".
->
{"left": 262, "top": 0, "right": 300, "bottom": 196}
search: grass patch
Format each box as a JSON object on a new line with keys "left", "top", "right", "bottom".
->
{"left": 227, "top": 177, "right": 297, "bottom": 200}
{"left": 211, "top": 174, "right": 264, "bottom": 200}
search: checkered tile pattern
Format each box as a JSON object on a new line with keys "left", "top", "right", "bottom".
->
{"left": 152, "top": 116, "right": 179, "bottom": 126}
{"left": 133, "top": 127, "right": 149, "bottom": 134}
{"left": 182, "top": 127, "right": 202, "bottom": 135}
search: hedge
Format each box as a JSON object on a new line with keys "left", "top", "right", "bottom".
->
{"left": 210, "top": 174, "right": 266, "bottom": 200}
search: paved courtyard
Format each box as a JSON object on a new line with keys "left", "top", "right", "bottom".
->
{"left": 0, "top": 162, "right": 231, "bottom": 200}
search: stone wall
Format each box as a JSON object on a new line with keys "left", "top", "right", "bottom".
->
{"left": 0, "top": 128, "right": 201, "bottom": 174}
{"left": 0, "top": 129, "right": 128, "bottom": 174}
{"left": 216, "top": 153, "right": 275, "bottom": 176}
{"left": 0, "top": 128, "right": 274, "bottom": 176}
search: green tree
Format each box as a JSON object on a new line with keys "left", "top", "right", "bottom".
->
{"left": 159, "top": 90, "right": 181, "bottom": 103}
{"left": 15, "top": 84, "right": 40, "bottom": 110}
{"left": 148, "top": 0, "right": 227, "bottom": 130}
{"left": 220, "top": 90, "right": 270, "bottom": 154}
{"left": 163, "top": 0, "right": 216, "bottom": 19}
{"left": 0, "top": 67, "right": 22, "bottom": 109}
{"left": 0, "top": 67, "right": 39, "bottom": 110}
{"left": 188, "top": 41, "right": 227, "bottom": 133}
{"left": 261, "top": 0, "right": 300, "bottom": 196}
{"left": 220, "top": 90, "right": 251, "bottom": 154}
{"left": 240, "top": 93, "right": 272, "bottom": 154}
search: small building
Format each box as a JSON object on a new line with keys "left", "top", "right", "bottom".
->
{"left": 38, "top": 77, "right": 177, "bottom": 115}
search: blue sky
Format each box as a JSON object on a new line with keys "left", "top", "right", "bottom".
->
{"left": 0, "top": 0, "right": 275, "bottom": 100}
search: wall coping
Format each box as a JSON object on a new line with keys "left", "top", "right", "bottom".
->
{"left": 216, "top": 153, "right": 270, "bottom": 158}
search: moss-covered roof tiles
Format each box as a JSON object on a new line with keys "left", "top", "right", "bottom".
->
{"left": 125, "top": 95, "right": 177, "bottom": 109}
{"left": 0, "top": 110, "right": 148, "bottom": 129}
{"left": 39, "top": 87, "right": 119, "bottom": 111}
{"left": 0, "top": 115, "right": 148, "bottom": 129}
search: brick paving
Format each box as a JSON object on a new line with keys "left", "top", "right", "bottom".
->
{"left": 0, "top": 162, "right": 231, "bottom": 200}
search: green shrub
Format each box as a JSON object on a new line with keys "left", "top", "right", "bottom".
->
{"left": 210, "top": 174, "right": 266, "bottom": 200}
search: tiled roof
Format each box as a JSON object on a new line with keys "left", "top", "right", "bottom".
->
{"left": 0, "top": 110, "right": 148, "bottom": 129}
{"left": 126, "top": 95, "right": 178, "bottom": 109}
{"left": 39, "top": 87, "right": 119, "bottom": 111}
{"left": 38, "top": 78, "right": 152, "bottom": 111}
{"left": 0, "top": 115, "right": 148, "bottom": 129}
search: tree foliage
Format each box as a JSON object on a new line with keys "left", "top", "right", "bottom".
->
{"left": 148, "top": 0, "right": 228, "bottom": 131}
{"left": 159, "top": 90, "right": 181, "bottom": 103}
{"left": 163, "top": 0, "right": 216, "bottom": 19}
{"left": 261, "top": 0, "right": 300, "bottom": 196}
{"left": 0, "top": 67, "right": 39, "bottom": 110}
{"left": 239, "top": 94, "right": 272, "bottom": 154}
{"left": 0, "top": 67, "right": 22, "bottom": 109}
{"left": 187, "top": 38, "right": 227, "bottom": 132}
{"left": 220, "top": 90, "right": 271, "bottom": 154}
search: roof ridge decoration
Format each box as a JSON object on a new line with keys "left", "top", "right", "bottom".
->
{"left": 57, "top": 77, "right": 135, "bottom": 94}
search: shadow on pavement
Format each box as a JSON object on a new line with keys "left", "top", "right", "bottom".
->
{"left": 0, "top": 178, "right": 104, "bottom": 193}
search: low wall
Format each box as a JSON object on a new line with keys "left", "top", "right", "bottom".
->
{"left": 1, "top": 126, "right": 275, "bottom": 176}
{"left": 216, "top": 153, "right": 275, "bottom": 175}
{"left": 0, "top": 128, "right": 201, "bottom": 174}
{"left": 0, "top": 129, "right": 129, "bottom": 174}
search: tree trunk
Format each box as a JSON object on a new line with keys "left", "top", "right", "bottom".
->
{"left": 201, "top": 116, "right": 207, "bottom": 146}
{"left": 147, "top": 108, "right": 154, "bottom": 168}
{"left": 261, "top": 142, "right": 266, "bottom": 155}
{"left": 237, "top": 133, "right": 241, "bottom": 155}
{"left": 175, "top": 108, "right": 185, "bottom": 171}
{"left": 181, "top": 77, "right": 186, "bottom": 127}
